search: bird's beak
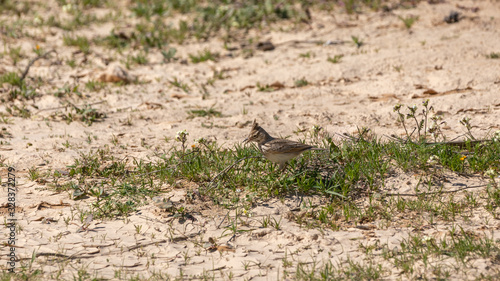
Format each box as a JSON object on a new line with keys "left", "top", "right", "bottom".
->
{"left": 243, "top": 137, "right": 249, "bottom": 144}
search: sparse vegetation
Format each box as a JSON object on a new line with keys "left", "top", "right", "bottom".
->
{"left": 189, "top": 49, "right": 219, "bottom": 63}
{"left": 327, "top": 54, "right": 344, "bottom": 64}
{"left": 399, "top": 15, "right": 419, "bottom": 29}
{"left": 299, "top": 51, "right": 314, "bottom": 58}
{"left": 161, "top": 47, "right": 177, "bottom": 62}
{"left": 486, "top": 52, "right": 500, "bottom": 59}
{"left": 35, "top": 99, "right": 500, "bottom": 279}
{"left": 128, "top": 51, "right": 149, "bottom": 65}
{"left": 7, "top": 46, "right": 23, "bottom": 65}
{"left": 85, "top": 80, "right": 106, "bottom": 92}
{"left": 53, "top": 103, "right": 106, "bottom": 125}
{"left": 168, "top": 77, "right": 191, "bottom": 93}
{"left": 351, "top": 36, "right": 364, "bottom": 48}
{"left": 63, "top": 34, "right": 91, "bottom": 54}
{"left": 294, "top": 78, "right": 309, "bottom": 87}
{"left": 188, "top": 106, "right": 222, "bottom": 119}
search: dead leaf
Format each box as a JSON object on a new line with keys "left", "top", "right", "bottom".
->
{"left": 269, "top": 81, "right": 285, "bottom": 90}
{"left": 171, "top": 93, "right": 188, "bottom": 99}
{"left": 31, "top": 201, "right": 70, "bottom": 210}
{"left": 368, "top": 93, "right": 399, "bottom": 102}
{"left": 336, "top": 76, "right": 360, "bottom": 84}
{"left": 98, "top": 73, "right": 122, "bottom": 83}
{"left": 413, "top": 87, "right": 473, "bottom": 98}
{"left": 363, "top": 231, "right": 377, "bottom": 238}
{"left": 456, "top": 108, "right": 488, "bottom": 114}
{"left": 423, "top": 89, "right": 439, "bottom": 95}
{"left": 209, "top": 265, "right": 226, "bottom": 271}
{"left": 98, "top": 65, "right": 133, "bottom": 83}
{"left": 240, "top": 85, "right": 256, "bottom": 91}
{"left": 143, "top": 102, "right": 163, "bottom": 109}
{"left": 217, "top": 245, "right": 235, "bottom": 252}
{"left": 356, "top": 224, "right": 375, "bottom": 230}
{"left": 2, "top": 242, "right": 23, "bottom": 248}
{"left": 70, "top": 73, "right": 88, "bottom": 79}
{"left": 33, "top": 217, "right": 58, "bottom": 223}
{"left": 456, "top": 4, "right": 479, "bottom": 12}
{"left": 256, "top": 41, "right": 275, "bottom": 51}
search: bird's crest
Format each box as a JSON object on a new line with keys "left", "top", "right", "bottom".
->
{"left": 251, "top": 119, "right": 259, "bottom": 130}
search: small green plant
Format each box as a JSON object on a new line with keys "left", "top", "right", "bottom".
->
{"left": 270, "top": 216, "right": 282, "bottom": 230}
{"left": 110, "top": 134, "right": 119, "bottom": 146}
{"left": 168, "top": 77, "right": 190, "bottom": 93}
{"left": 8, "top": 46, "right": 23, "bottom": 65}
{"left": 175, "top": 130, "right": 189, "bottom": 153}
{"left": 256, "top": 82, "right": 275, "bottom": 92}
{"left": 161, "top": 47, "right": 177, "bottom": 62}
{"left": 393, "top": 65, "right": 402, "bottom": 72}
{"left": 327, "top": 54, "right": 344, "bottom": 64}
{"left": 85, "top": 80, "right": 106, "bottom": 92}
{"left": 62, "top": 140, "right": 71, "bottom": 148}
{"left": 66, "top": 59, "right": 77, "bottom": 68}
{"left": 134, "top": 224, "right": 143, "bottom": 234}
{"left": 398, "top": 15, "right": 419, "bottom": 29}
{"left": 294, "top": 78, "right": 309, "bottom": 87}
{"left": 0, "top": 72, "right": 23, "bottom": 88}
{"left": 212, "top": 69, "right": 229, "bottom": 81}
{"left": 188, "top": 107, "right": 222, "bottom": 119}
{"left": 459, "top": 116, "right": 475, "bottom": 140}
{"left": 428, "top": 114, "right": 446, "bottom": 142}
{"left": 393, "top": 99, "right": 433, "bottom": 142}
{"left": 129, "top": 51, "right": 148, "bottom": 65}
{"left": 296, "top": 259, "right": 385, "bottom": 280}
{"left": 28, "top": 167, "right": 41, "bottom": 181}
{"left": 6, "top": 105, "right": 31, "bottom": 118}
{"left": 0, "top": 115, "right": 12, "bottom": 124}
{"left": 63, "top": 34, "right": 91, "bottom": 54}
{"left": 189, "top": 49, "right": 218, "bottom": 63}
{"left": 486, "top": 52, "right": 500, "bottom": 59}
{"left": 59, "top": 103, "right": 106, "bottom": 125}
{"left": 351, "top": 36, "right": 364, "bottom": 48}
{"left": 33, "top": 44, "right": 44, "bottom": 56}
{"left": 299, "top": 51, "right": 313, "bottom": 58}
{"left": 54, "top": 84, "right": 82, "bottom": 98}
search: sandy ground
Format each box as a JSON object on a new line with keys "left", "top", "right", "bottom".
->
{"left": 1, "top": 0, "right": 500, "bottom": 279}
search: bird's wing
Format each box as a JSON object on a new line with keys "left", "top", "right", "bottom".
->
{"left": 263, "top": 139, "right": 314, "bottom": 154}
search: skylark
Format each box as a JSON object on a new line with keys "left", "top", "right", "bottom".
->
{"left": 243, "top": 120, "right": 323, "bottom": 170}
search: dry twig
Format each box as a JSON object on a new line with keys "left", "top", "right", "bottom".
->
{"left": 20, "top": 50, "right": 57, "bottom": 82}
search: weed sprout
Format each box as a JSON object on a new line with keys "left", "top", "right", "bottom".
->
{"left": 175, "top": 130, "right": 189, "bottom": 153}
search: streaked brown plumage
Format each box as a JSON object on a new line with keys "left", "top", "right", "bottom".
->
{"left": 243, "top": 120, "right": 322, "bottom": 170}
